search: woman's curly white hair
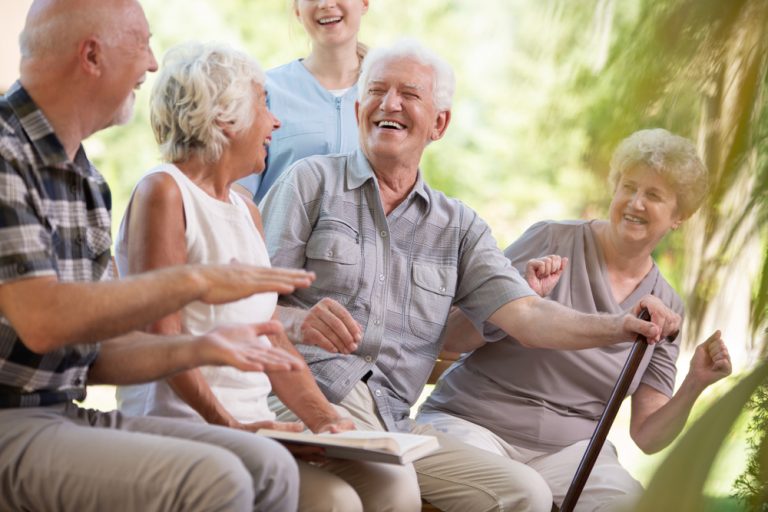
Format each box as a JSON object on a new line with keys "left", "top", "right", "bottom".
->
{"left": 151, "top": 42, "right": 265, "bottom": 163}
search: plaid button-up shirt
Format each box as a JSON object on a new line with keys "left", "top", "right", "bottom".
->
{"left": 261, "top": 149, "right": 535, "bottom": 431}
{"left": 0, "top": 82, "right": 112, "bottom": 407}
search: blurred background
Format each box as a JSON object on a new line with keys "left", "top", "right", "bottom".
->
{"left": 2, "top": 0, "right": 766, "bottom": 509}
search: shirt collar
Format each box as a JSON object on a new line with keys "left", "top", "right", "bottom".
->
{"left": 346, "top": 148, "right": 431, "bottom": 205}
{"left": 6, "top": 81, "right": 90, "bottom": 175}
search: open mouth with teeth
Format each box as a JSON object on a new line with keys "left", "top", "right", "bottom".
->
{"left": 318, "top": 16, "right": 342, "bottom": 25}
{"left": 376, "top": 120, "right": 406, "bottom": 130}
{"left": 622, "top": 213, "right": 647, "bottom": 225}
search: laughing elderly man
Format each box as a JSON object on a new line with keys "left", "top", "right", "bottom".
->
{"left": 0, "top": 1, "right": 317, "bottom": 510}
{"left": 261, "top": 39, "right": 680, "bottom": 512}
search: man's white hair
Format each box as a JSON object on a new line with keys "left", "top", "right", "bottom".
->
{"left": 150, "top": 42, "right": 266, "bottom": 163}
{"left": 357, "top": 38, "right": 455, "bottom": 111}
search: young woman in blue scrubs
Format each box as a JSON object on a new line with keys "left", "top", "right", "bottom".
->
{"left": 241, "top": 0, "right": 369, "bottom": 202}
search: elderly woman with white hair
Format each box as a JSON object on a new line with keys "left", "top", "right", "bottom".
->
{"left": 114, "top": 41, "right": 400, "bottom": 512}
{"left": 418, "top": 128, "right": 733, "bottom": 511}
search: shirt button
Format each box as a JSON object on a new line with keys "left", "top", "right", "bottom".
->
{"left": 380, "top": 230, "right": 388, "bottom": 238}
{"left": 364, "top": 355, "right": 372, "bottom": 363}
{"left": 327, "top": 250, "right": 334, "bottom": 257}
{"left": 373, "top": 319, "right": 381, "bottom": 326}
{"left": 374, "top": 389, "right": 382, "bottom": 397}
{"left": 16, "top": 262, "right": 28, "bottom": 274}
{"left": 378, "top": 274, "right": 385, "bottom": 282}
{"left": 440, "top": 285, "right": 446, "bottom": 292}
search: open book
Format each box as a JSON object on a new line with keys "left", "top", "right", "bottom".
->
{"left": 256, "top": 429, "right": 440, "bottom": 465}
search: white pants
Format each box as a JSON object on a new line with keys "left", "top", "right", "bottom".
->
{"left": 417, "top": 410, "right": 643, "bottom": 512}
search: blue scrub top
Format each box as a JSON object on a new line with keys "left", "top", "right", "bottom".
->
{"left": 239, "top": 59, "right": 360, "bottom": 203}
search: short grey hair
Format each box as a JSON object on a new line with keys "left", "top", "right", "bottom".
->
{"left": 357, "top": 39, "right": 455, "bottom": 111}
{"left": 150, "top": 42, "right": 265, "bottom": 163}
{"left": 609, "top": 128, "right": 708, "bottom": 218}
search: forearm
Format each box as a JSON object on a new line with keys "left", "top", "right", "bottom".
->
{"left": 274, "top": 305, "right": 305, "bottom": 344}
{"left": 87, "top": 331, "right": 202, "bottom": 385}
{"left": 1, "top": 267, "right": 206, "bottom": 353}
{"left": 268, "top": 332, "right": 341, "bottom": 431}
{"left": 631, "top": 378, "right": 706, "bottom": 453}
{"left": 489, "top": 296, "right": 625, "bottom": 350}
{"left": 440, "top": 307, "right": 485, "bottom": 353}
{"left": 166, "top": 370, "right": 238, "bottom": 426}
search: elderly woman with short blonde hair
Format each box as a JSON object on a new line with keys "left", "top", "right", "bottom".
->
{"left": 419, "top": 128, "right": 732, "bottom": 511}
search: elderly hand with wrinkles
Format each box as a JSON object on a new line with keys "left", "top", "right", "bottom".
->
{"left": 279, "top": 298, "right": 363, "bottom": 354}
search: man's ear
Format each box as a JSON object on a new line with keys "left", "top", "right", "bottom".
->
{"left": 355, "top": 100, "right": 361, "bottom": 124}
{"left": 430, "top": 110, "right": 451, "bottom": 141}
{"left": 78, "top": 37, "right": 103, "bottom": 77}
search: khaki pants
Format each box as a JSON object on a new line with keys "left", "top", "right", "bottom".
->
{"left": 417, "top": 410, "right": 643, "bottom": 512}
{"left": 269, "top": 383, "right": 422, "bottom": 512}
{"left": 0, "top": 402, "right": 299, "bottom": 512}
{"left": 272, "top": 382, "right": 554, "bottom": 512}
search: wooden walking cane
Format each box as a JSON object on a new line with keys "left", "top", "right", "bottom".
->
{"left": 556, "top": 308, "right": 661, "bottom": 512}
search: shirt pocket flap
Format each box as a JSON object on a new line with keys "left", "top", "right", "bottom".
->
{"left": 412, "top": 263, "right": 457, "bottom": 297}
{"left": 306, "top": 232, "right": 360, "bottom": 265}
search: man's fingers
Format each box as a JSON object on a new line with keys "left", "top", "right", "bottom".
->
{"left": 315, "top": 306, "right": 357, "bottom": 351}
{"left": 627, "top": 316, "right": 660, "bottom": 344}
{"left": 638, "top": 295, "right": 681, "bottom": 341}
{"left": 270, "top": 421, "right": 305, "bottom": 432}
{"left": 301, "top": 326, "right": 339, "bottom": 353}
{"left": 326, "top": 300, "right": 362, "bottom": 343}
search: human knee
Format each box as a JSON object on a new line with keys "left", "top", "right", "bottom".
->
{"left": 301, "top": 481, "right": 363, "bottom": 512}
{"left": 242, "top": 439, "right": 299, "bottom": 511}
{"left": 377, "top": 479, "right": 421, "bottom": 512}
{"left": 187, "top": 448, "right": 255, "bottom": 511}
{"left": 495, "top": 467, "right": 553, "bottom": 512}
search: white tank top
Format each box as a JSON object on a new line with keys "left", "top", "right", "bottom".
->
{"left": 115, "top": 164, "right": 276, "bottom": 423}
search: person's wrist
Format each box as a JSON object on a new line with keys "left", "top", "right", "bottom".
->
{"left": 308, "top": 412, "right": 344, "bottom": 432}
{"left": 279, "top": 306, "right": 307, "bottom": 344}
{"left": 183, "top": 265, "right": 209, "bottom": 301}
{"left": 681, "top": 371, "right": 709, "bottom": 396}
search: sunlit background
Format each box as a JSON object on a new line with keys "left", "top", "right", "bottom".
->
{"left": 2, "top": 1, "right": 766, "bottom": 509}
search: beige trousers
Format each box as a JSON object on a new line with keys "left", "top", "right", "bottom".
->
{"left": 270, "top": 384, "right": 422, "bottom": 512}
{"left": 0, "top": 402, "right": 299, "bottom": 512}
{"left": 417, "top": 410, "right": 643, "bottom": 512}
{"left": 272, "top": 382, "right": 555, "bottom": 512}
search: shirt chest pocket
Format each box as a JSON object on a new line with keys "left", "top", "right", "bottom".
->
{"left": 408, "top": 263, "right": 457, "bottom": 342}
{"left": 305, "top": 224, "right": 361, "bottom": 298}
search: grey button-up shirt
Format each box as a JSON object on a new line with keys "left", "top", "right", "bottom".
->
{"left": 261, "top": 149, "right": 534, "bottom": 431}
